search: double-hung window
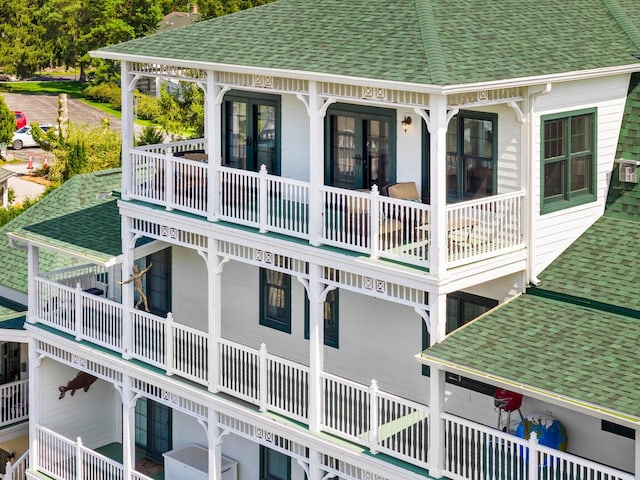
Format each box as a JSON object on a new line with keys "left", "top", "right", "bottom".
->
{"left": 541, "top": 109, "right": 597, "bottom": 213}
{"left": 260, "top": 446, "right": 290, "bottom": 480}
{"left": 259, "top": 268, "right": 291, "bottom": 333}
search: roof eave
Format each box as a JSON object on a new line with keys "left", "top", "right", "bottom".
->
{"left": 6, "top": 231, "right": 118, "bottom": 268}
{"left": 416, "top": 352, "right": 640, "bottom": 430}
{"left": 91, "top": 49, "right": 640, "bottom": 95}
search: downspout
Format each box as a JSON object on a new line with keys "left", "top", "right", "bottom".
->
{"left": 527, "top": 83, "right": 552, "bottom": 286}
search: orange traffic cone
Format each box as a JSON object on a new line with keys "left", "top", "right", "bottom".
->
{"left": 27, "top": 156, "right": 33, "bottom": 169}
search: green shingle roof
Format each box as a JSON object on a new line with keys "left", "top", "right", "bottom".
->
{"left": 95, "top": 0, "right": 640, "bottom": 86}
{"left": 0, "top": 168, "right": 14, "bottom": 183}
{"left": 420, "top": 294, "right": 640, "bottom": 423}
{"left": 1, "top": 169, "right": 122, "bottom": 294}
{"left": 616, "top": 73, "right": 640, "bottom": 161}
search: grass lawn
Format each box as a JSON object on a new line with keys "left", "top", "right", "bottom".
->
{"left": 0, "top": 81, "right": 156, "bottom": 127}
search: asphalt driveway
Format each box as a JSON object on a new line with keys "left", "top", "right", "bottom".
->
{"left": 2, "top": 92, "right": 140, "bottom": 160}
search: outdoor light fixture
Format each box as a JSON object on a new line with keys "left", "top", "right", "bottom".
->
{"left": 401, "top": 115, "right": 412, "bottom": 132}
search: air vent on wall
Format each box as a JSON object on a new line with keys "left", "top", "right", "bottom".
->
{"left": 615, "top": 158, "right": 640, "bottom": 183}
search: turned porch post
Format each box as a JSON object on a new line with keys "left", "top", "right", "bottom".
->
{"left": 307, "top": 263, "right": 325, "bottom": 432}
{"left": 120, "top": 61, "right": 135, "bottom": 200}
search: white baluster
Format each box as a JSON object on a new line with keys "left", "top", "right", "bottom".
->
{"left": 369, "top": 379, "right": 379, "bottom": 453}
{"left": 259, "top": 165, "right": 268, "bottom": 233}
{"left": 166, "top": 313, "right": 174, "bottom": 376}
{"left": 259, "top": 343, "right": 268, "bottom": 411}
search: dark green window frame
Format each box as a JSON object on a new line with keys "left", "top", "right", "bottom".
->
{"left": 259, "top": 268, "right": 291, "bottom": 333}
{"left": 222, "top": 90, "right": 281, "bottom": 175}
{"left": 540, "top": 108, "right": 597, "bottom": 214}
{"left": 422, "top": 292, "right": 498, "bottom": 396}
{"left": 324, "top": 103, "right": 396, "bottom": 190}
{"left": 260, "top": 446, "right": 291, "bottom": 480}
{"left": 446, "top": 110, "right": 498, "bottom": 202}
{"left": 304, "top": 288, "right": 339, "bottom": 348}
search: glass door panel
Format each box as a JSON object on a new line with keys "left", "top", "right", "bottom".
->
{"left": 331, "top": 115, "right": 358, "bottom": 189}
{"left": 225, "top": 101, "right": 248, "bottom": 169}
{"left": 255, "top": 104, "right": 277, "bottom": 174}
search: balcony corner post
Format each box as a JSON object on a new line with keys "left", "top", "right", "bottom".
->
{"left": 528, "top": 431, "right": 539, "bottom": 480}
{"left": 165, "top": 312, "right": 174, "bottom": 376}
{"left": 76, "top": 437, "right": 83, "bottom": 480}
{"left": 427, "top": 365, "right": 445, "bottom": 477}
{"left": 259, "top": 165, "right": 268, "bottom": 233}
{"left": 259, "top": 343, "right": 268, "bottom": 412}
{"left": 369, "top": 379, "right": 379, "bottom": 453}
{"left": 74, "top": 283, "right": 82, "bottom": 341}
{"left": 165, "top": 147, "right": 174, "bottom": 211}
{"left": 370, "top": 186, "right": 380, "bottom": 259}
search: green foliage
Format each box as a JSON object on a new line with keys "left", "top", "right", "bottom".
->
{"left": 0, "top": 196, "right": 41, "bottom": 227}
{"left": 157, "top": 82, "right": 204, "bottom": 137}
{"left": 0, "top": 0, "right": 48, "bottom": 78}
{"left": 47, "top": 122, "right": 121, "bottom": 184}
{"left": 84, "top": 82, "right": 122, "bottom": 108}
{"left": 197, "top": 0, "right": 276, "bottom": 20}
{"left": 0, "top": 96, "right": 15, "bottom": 145}
{"left": 137, "top": 125, "right": 164, "bottom": 146}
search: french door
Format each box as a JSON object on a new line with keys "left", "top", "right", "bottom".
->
{"left": 325, "top": 105, "right": 395, "bottom": 190}
{"left": 135, "top": 397, "right": 172, "bottom": 462}
{"left": 223, "top": 92, "right": 280, "bottom": 175}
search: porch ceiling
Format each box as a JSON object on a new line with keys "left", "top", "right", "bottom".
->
{"left": 93, "top": 0, "right": 640, "bottom": 87}
{"left": 419, "top": 293, "right": 640, "bottom": 426}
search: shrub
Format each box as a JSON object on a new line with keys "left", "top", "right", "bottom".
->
{"left": 135, "top": 93, "right": 161, "bottom": 121}
{"left": 83, "top": 82, "right": 122, "bottom": 109}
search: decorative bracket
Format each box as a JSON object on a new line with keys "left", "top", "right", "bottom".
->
{"left": 126, "top": 73, "right": 142, "bottom": 93}
{"left": 508, "top": 101, "right": 524, "bottom": 123}
{"left": 415, "top": 106, "right": 459, "bottom": 134}
{"left": 414, "top": 307, "right": 431, "bottom": 336}
{"left": 215, "top": 85, "right": 231, "bottom": 105}
{"left": 127, "top": 232, "right": 142, "bottom": 250}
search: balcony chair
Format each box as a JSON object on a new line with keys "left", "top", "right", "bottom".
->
{"left": 348, "top": 191, "right": 403, "bottom": 249}
{"left": 384, "top": 182, "right": 429, "bottom": 244}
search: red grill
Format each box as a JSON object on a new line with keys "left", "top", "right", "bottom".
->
{"left": 494, "top": 388, "right": 523, "bottom": 412}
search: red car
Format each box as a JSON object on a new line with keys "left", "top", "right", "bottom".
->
{"left": 13, "top": 111, "right": 26, "bottom": 130}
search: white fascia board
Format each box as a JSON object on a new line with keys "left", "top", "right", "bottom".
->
{"left": 0, "top": 329, "right": 28, "bottom": 343}
{"left": 90, "top": 49, "right": 640, "bottom": 95}
{"left": 416, "top": 353, "right": 640, "bottom": 430}
{"left": 5, "top": 231, "right": 118, "bottom": 268}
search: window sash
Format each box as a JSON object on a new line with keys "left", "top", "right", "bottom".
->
{"left": 260, "top": 268, "right": 291, "bottom": 333}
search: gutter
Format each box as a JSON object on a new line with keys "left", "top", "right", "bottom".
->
{"left": 526, "top": 83, "right": 552, "bottom": 286}
{"left": 89, "top": 49, "right": 640, "bottom": 96}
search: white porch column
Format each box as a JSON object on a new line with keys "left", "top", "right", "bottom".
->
{"left": 429, "top": 291, "right": 447, "bottom": 346}
{"left": 206, "top": 71, "right": 223, "bottom": 222}
{"left": 120, "top": 61, "right": 135, "bottom": 200}
{"left": 121, "top": 375, "right": 136, "bottom": 480}
{"left": 307, "top": 263, "right": 325, "bottom": 432}
{"left": 28, "top": 339, "right": 41, "bottom": 472}
{"left": 307, "top": 449, "right": 323, "bottom": 480}
{"left": 428, "top": 364, "right": 445, "bottom": 477}
{"left": 308, "top": 81, "right": 325, "bottom": 246}
{"left": 27, "top": 244, "right": 39, "bottom": 324}
{"left": 207, "top": 238, "right": 223, "bottom": 392}
{"left": 206, "top": 408, "right": 223, "bottom": 480}
{"left": 120, "top": 215, "right": 135, "bottom": 359}
{"left": 427, "top": 94, "right": 449, "bottom": 277}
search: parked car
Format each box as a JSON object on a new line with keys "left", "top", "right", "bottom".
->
{"left": 11, "top": 124, "right": 54, "bottom": 150}
{"left": 13, "top": 111, "right": 26, "bottom": 130}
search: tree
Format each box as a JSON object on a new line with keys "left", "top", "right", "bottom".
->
{"left": 0, "top": 0, "right": 48, "bottom": 77}
{"left": 197, "top": 0, "right": 275, "bottom": 20}
{"left": 0, "top": 96, "right": 14, "bottom": 146}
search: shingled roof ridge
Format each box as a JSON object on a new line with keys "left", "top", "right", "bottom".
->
{"left": 414, "top": 0, "right": 448, "bottom": 85}
{"left": 602, "top": 0, "right": 640, "bottom": 53}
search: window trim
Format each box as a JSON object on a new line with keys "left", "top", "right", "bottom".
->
{"left": 259, "top": 268, "right": 291, "bottom": 333}
{"left": 304, "top": 288, "right": 339, "bottom": 348}
{"left": 260, "top": 446, "right": 291, "bottom": 480}
{"left": 540, "top": 108, "right": 597, "bottom": 214}
{"left": 446, "top": 110, "right": 498, "bottom": 203}
{"left": 324, "top": 102, "right": 397, "bottom": 189}
{"left": 222, "top": 90, "right": 281, "bottom": 175}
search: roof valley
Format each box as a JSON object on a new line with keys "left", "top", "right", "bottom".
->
{"left": 602, "top": 0, "right": 640, "bottom": 52}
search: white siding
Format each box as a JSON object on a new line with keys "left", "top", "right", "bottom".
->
{"left": 531, "top": 75, "right": 629, "bottom": 276}
{"left": 171, "top": 246, "right": 208, "bottom": 331}
{"left": 281, "top": 94, "right": 310, "bottom": 182}
{"left": 39, "top": 359, "right": 120, "bottom": 449}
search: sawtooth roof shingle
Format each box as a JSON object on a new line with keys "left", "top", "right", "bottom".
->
{"left": 95, "top": 0, "right": 640, "bottom": 86}
{"left": 0, "top": 169, "right": 122, "bottom": 294}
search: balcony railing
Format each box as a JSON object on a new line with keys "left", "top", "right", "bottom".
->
{"left": 0, "top": 379, "right": 28, "bottom": 428}
{"left": 129, "top": 142, "right": 525, "bottom": 269}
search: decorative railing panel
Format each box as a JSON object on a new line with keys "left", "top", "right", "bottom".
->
{"left": 0, "top": 379, "right": 28, "bottom": 427}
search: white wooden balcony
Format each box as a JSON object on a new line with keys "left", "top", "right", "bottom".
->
{"left": 0, "top": 379, "right": 28, "bottom": 428}
{"left": 128, "top": 140, "right": 525, "bottom": 269}
{"left": 30, "top": 276, "right": 633, "bottom": 480}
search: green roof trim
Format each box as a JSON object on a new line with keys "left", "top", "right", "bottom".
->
{"left": 0, "top": 169, "right": 122, "bottom": 293}
{"left": 420, "top": 294, "right": 640, "bottom": 422}
{"left": 95, "top": 0, "right": 640, "bottom": 87}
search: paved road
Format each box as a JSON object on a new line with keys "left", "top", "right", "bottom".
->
{"left": 2, "top": 92, "right": 140, "bottom": 161}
